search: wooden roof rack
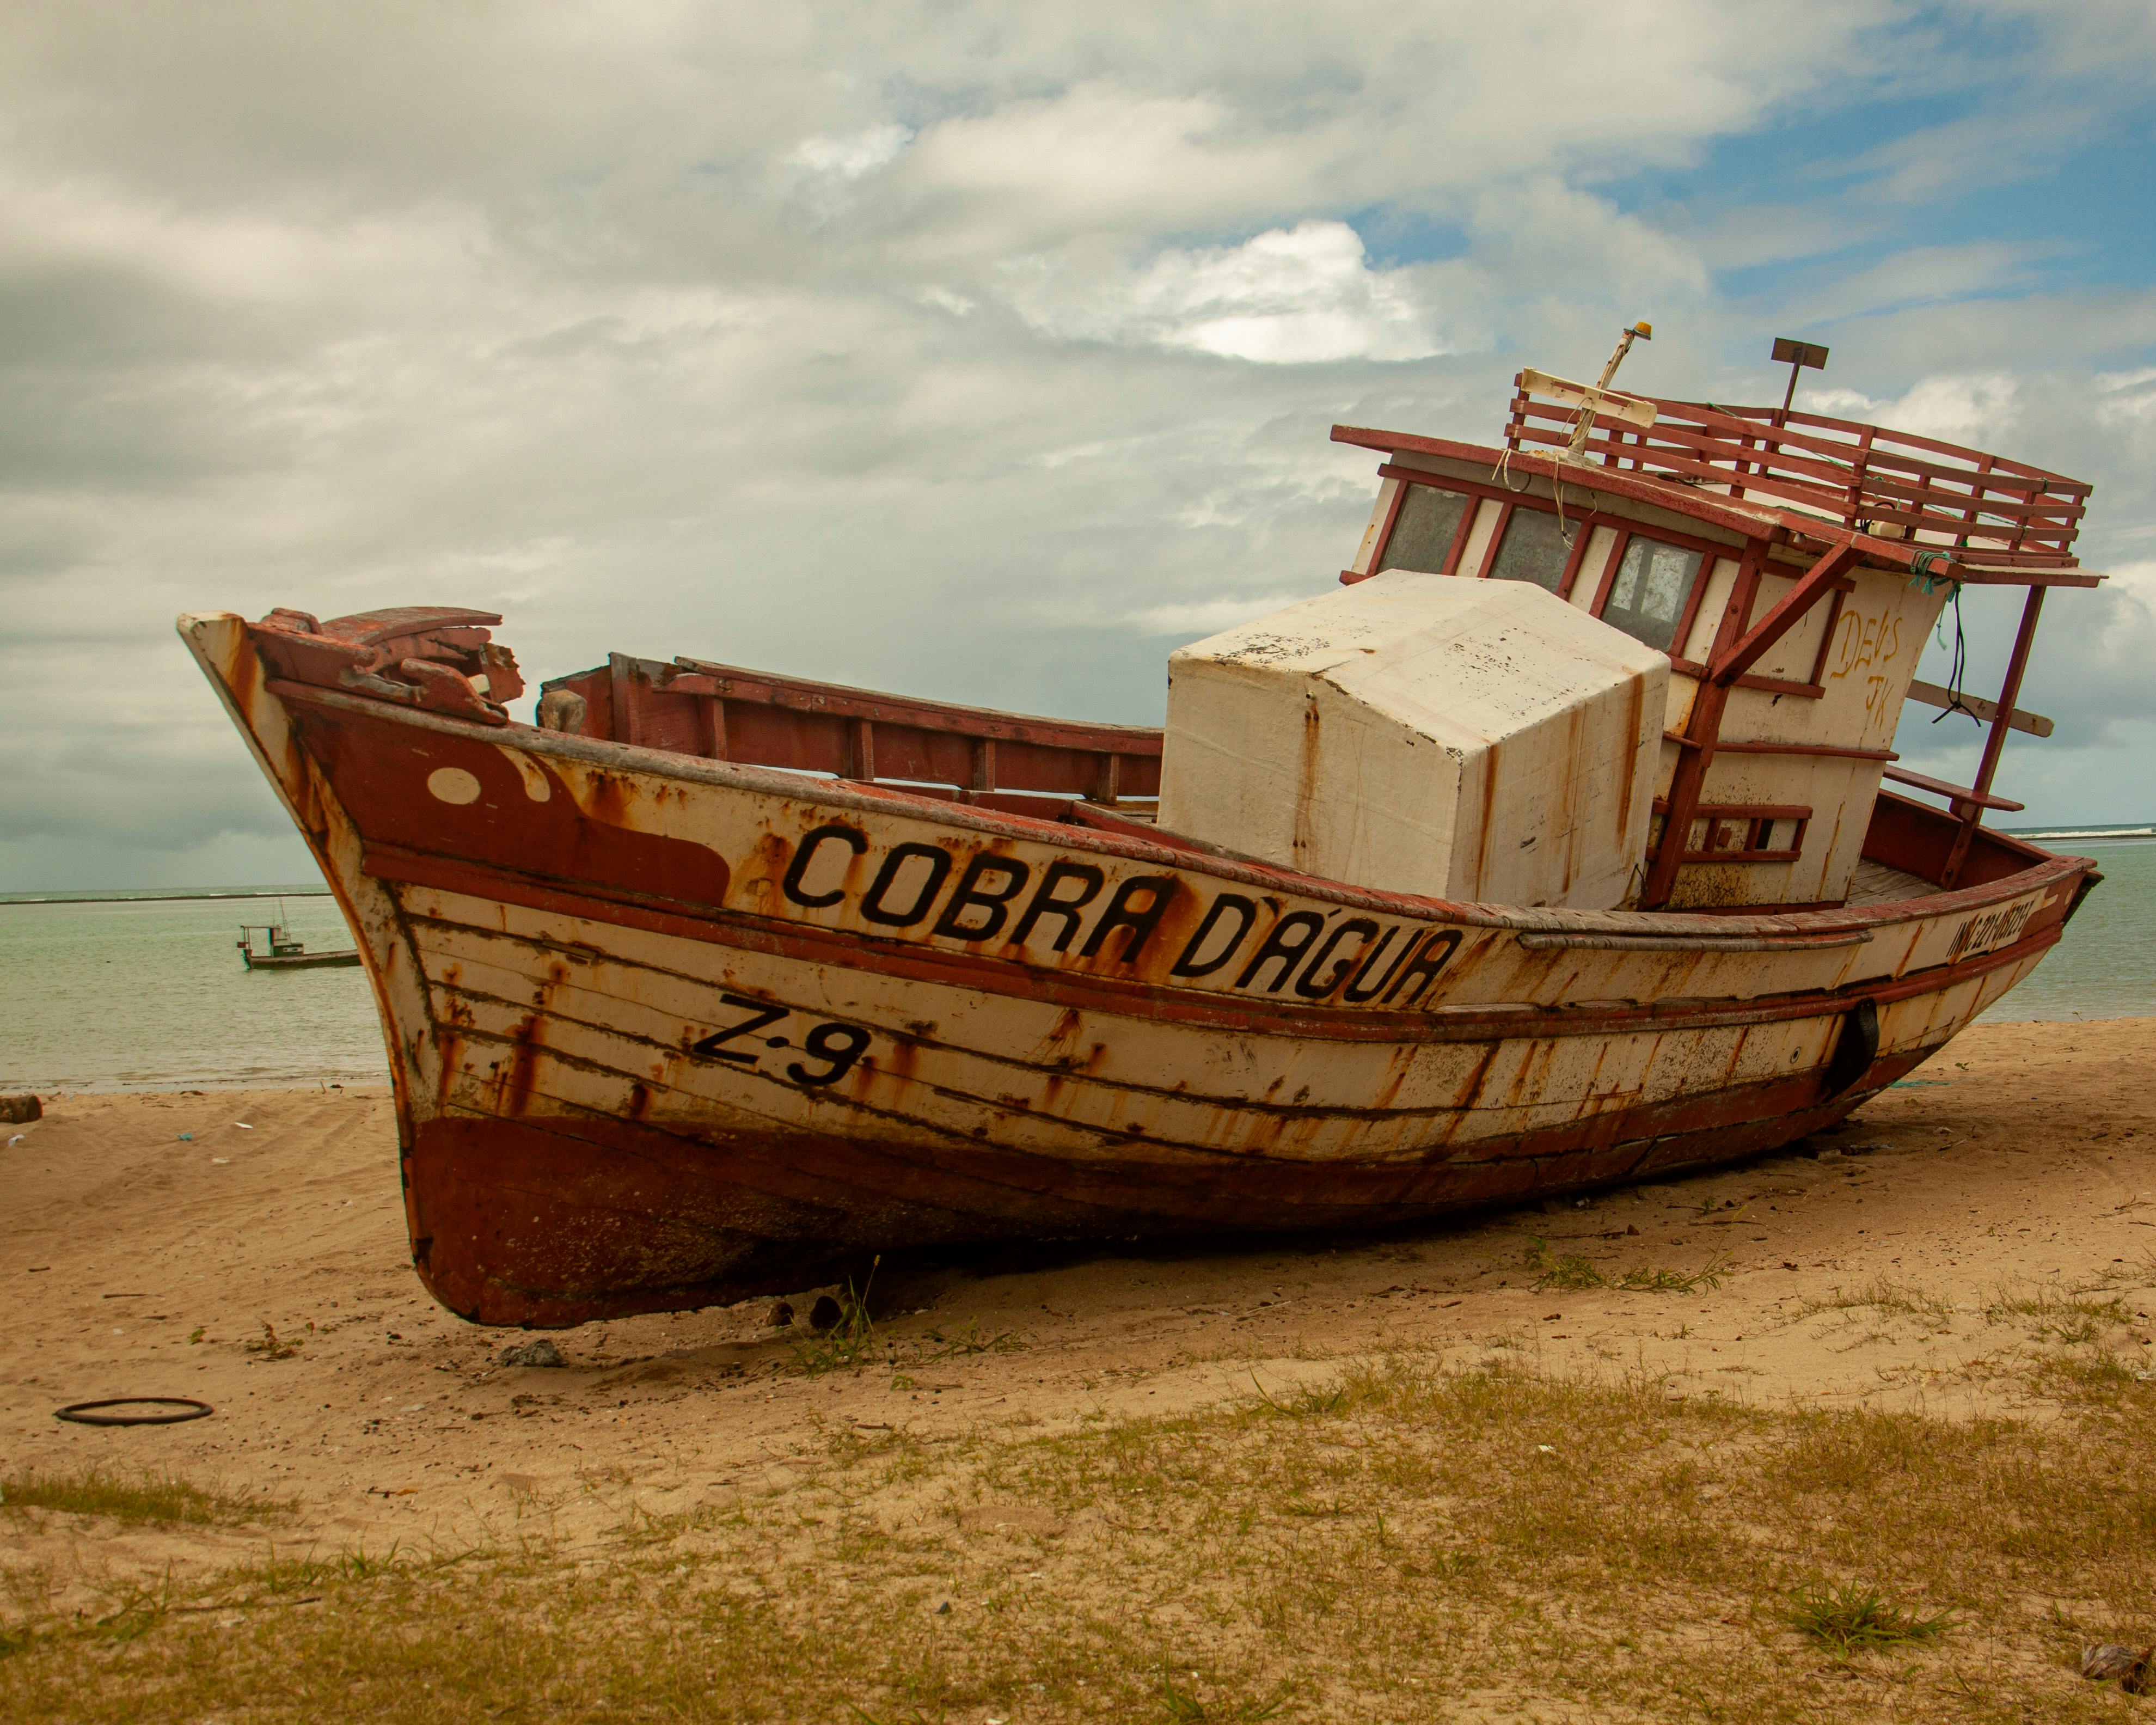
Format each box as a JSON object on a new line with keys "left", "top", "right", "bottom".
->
{"left": 1500, "top": 383, "right": 2092, "bottom": 568}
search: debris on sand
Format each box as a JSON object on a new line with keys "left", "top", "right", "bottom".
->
{"left": 2080, "top": 1643, "right": 2151, "bottom": 1691}
{"left": 499, "top": 1338, "right": 566, "bottom": 1368}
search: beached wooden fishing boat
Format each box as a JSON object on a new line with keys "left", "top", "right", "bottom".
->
{"left": 180, "top": 342, "right": 2105, "bottom": 1327}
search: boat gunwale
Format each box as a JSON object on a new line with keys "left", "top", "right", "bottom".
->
{"left": 268, "top": 676, "right": 2091, "bottom": 948}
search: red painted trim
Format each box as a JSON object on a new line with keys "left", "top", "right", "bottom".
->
{"left": 1712, "top": 540, "right": 1863, "bottom": 686}
{"left": 1345, "top": 427, "right": 2094, "bottom": 585}
{"left": 1356, "top": 429, "right": 1796, "bottom": 542}
{"left": 1588, "top": 527, "right": 1630, "bottom": 615}
{"left": 1472, "top": 499, "right": 1516, "bottom": 578}
{"left": 1653, "top": 799, "right": 1812, "bottom": 821}
{"left": 1731, "top": 672, "right": 1826, "bottom": 700}
{"left": 608, "top": 653, "right": 637, "bottom": 748}
{"left": 1667, "top": 656, "right": 1824, "bottom": 700}
{"left": 1973, "top": 586, "right": 2045, "bottom": 805}
{"left": 1652, "top": 848, "right": 1805, "bottom": 866}
{"left": 1438, "top": 491, "right": 1477, "bottom": 574}
{"left": 1376, "top": 463, "right": 1746, "bottom": 562}
{"left": 1645, "top": 540, "right": 1784, "bottom": 908}
{"left": 1806, "top": 586, "right": 1848, "bottom": 688}
{"left": 1686, "top": 897, "right": 1849, "bottom": 916}
{"left": 1943, "top": 585, "right": 2047, "bottom": 887}
{"left": 1883, "top": 765, "right": 2024, "bottom": 813}
{"left": 1365, "top": 475, "right": 1411, "bottom": 577}
{"left": 662, "top": 656, "right": 1163, "bottom": 757}
{"left": 1555, "top": 517, "right": 1596, "bottom": 600}
{"left": 1715, "top": 740, "right": 1897, "bottom": 761}
{"left": 1669, "top": 544, "right": 1719, "bottom": 662}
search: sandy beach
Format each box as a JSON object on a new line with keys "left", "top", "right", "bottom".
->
{"left": 6, "top": 1016, "right": 2155, "bottom": 1719}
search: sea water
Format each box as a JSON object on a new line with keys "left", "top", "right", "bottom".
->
{"left": 0, "top": 891, "right": 385, "bottom": 1091}
{"left": 1977, "top": 837, "right": 2156, "bottom": 1023}
{"left": 1, "top": 846, "right": 2151, "bottom": 1091}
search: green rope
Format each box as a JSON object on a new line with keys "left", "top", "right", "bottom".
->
{"left": 1907, "top": 548, "right": 1958, "bottom": 595}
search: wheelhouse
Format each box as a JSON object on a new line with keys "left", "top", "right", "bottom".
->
{"left": 1331, "top": 374, "right": 2098, "bottom": 912}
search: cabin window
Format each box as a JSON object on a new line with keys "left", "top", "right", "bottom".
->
{"left": 1376, "top": 484, "right": 1469, "bottom": 574}
{"left": 1600, "top": 535, "right": 1703, "bottom": 652}
{"left": 1485, "top": 506, "right": 1567, "bottom": 591}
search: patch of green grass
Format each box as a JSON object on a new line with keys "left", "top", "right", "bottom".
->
{"left": 921, "top": 1317, "right": 1025, "bottom": 1360}
{"left": 1783, "top": 1577, "right": 1955, "bottom": 1656}
{"left": 2029, "top": 1350, "right": 2152, "bottom": 1409}
{"left": 1526, "top": 1240, "right": 1607, "bottom": 1290}
{"left": 1160, "top": 1674, "right": 1287, "bottom": 1721}
{"left": 1797, "top": 1279, "right": 1957, "bottom": 1328}
{"left": 0, "top": 1469, "right": 286, "bottom": 1528}
{"left": 1986, "top": 1284, "right": 2129, "bottom": 1344}
{"left": 1526, "top": 1238, "right": 1726, "bottom": 1294}
{"left": 1249, "top": 1373, "right": 1346, "bottom": 1418}
{"left": 791, "top": 1261, "right": 885, "bottom": 1377}
{"left": 13, "top": 1356, "right": 2156, "bottom": 1721}
{"left": 243, "top": 1319, "right": 303, "bottom": 1360}
{"left": 797, "top": 1261, "right": 1029, "bottom": 1378}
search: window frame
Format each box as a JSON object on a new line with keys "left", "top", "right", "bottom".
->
{"left": 1371, "top": 465, "right": 1731, "bottom": 657}
{"left": 1473, "top": 498, "right": 1591, "bottom": 596}
{"left": 1587, "top": 527, "right": 1715, "bottom": 660}
{"left": 1368, "top": 472, "right": 1478, "bottom": 577}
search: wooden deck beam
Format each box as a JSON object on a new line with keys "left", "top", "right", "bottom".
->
{"left": 1709, "top": 538, "right": 1864, "bottom": 687}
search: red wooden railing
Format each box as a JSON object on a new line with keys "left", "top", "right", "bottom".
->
{"left": 542, "top": 653, "right": 1162, "bottom": 808}
{"left": 1503, "top": 385, "right": 2089, "bottom": 568}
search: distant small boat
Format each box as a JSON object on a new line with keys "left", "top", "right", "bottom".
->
{"left": 235, "top": 920, "right": 360, "bottom": 970}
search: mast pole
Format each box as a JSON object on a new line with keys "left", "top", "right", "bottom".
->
{"left": 1563, "top": 320, "right": 1651, "bottom": 462}
{"left": 1940, "top": 584, "right": 2045, "bottom": 889}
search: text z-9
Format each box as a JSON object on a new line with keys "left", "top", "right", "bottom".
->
{"left": 689, "top": 993, "right": 872, "bottom": 1086}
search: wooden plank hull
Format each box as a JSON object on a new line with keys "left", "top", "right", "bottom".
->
{"left": 180, "top": 613, "right": 2094, "bottom": 1328}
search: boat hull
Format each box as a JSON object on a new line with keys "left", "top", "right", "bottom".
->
{"left": 181, "top": 613, "right": 2093, "bottom": 1327}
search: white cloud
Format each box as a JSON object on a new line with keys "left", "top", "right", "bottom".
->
{"left": 789, "top": 124, "right": 912, "bottom": 182}
{"left": 1122, "top": 591, "right": 1321, "bottom": 635}
{"left": 2097, "top": 366, "right": 2156, "bottom": 426}
{"left": 1006, "top": 221, "right": 1443, "bottom": 364}
{"left": 915, "top": 284, "right": 977, "bottom": 318}
{"left": 1805, "top": 373, "right": 2021, "bottom": 446}
{"left": 0, "top": 3, "right": 2153, "bottom": 885}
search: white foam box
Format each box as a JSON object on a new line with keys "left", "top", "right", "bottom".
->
{"left": 1157, "top": 573, "right": 1670, "bottom": 910}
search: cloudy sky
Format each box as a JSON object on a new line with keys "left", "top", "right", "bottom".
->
{"left": 4, "top": 1, "right": 2154, "bottom": 890}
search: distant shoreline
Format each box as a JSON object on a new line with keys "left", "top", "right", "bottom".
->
{"left": 0, "top": 887, "right": 333, "bottom": 907}
{"left": 2005, "top": 828, "right": 2156, "bottom": 842}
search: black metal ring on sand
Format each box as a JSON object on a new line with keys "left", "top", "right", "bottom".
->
{"left": 54, "top": 1397, "right": 215, "bottom": 1427}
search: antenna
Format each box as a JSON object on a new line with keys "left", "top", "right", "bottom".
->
{"left": 1562, "top": 321, "right": 1653, "bottom": 461}
{"left": 1770, "top": 337, "right": 1829, "bottom": 422}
